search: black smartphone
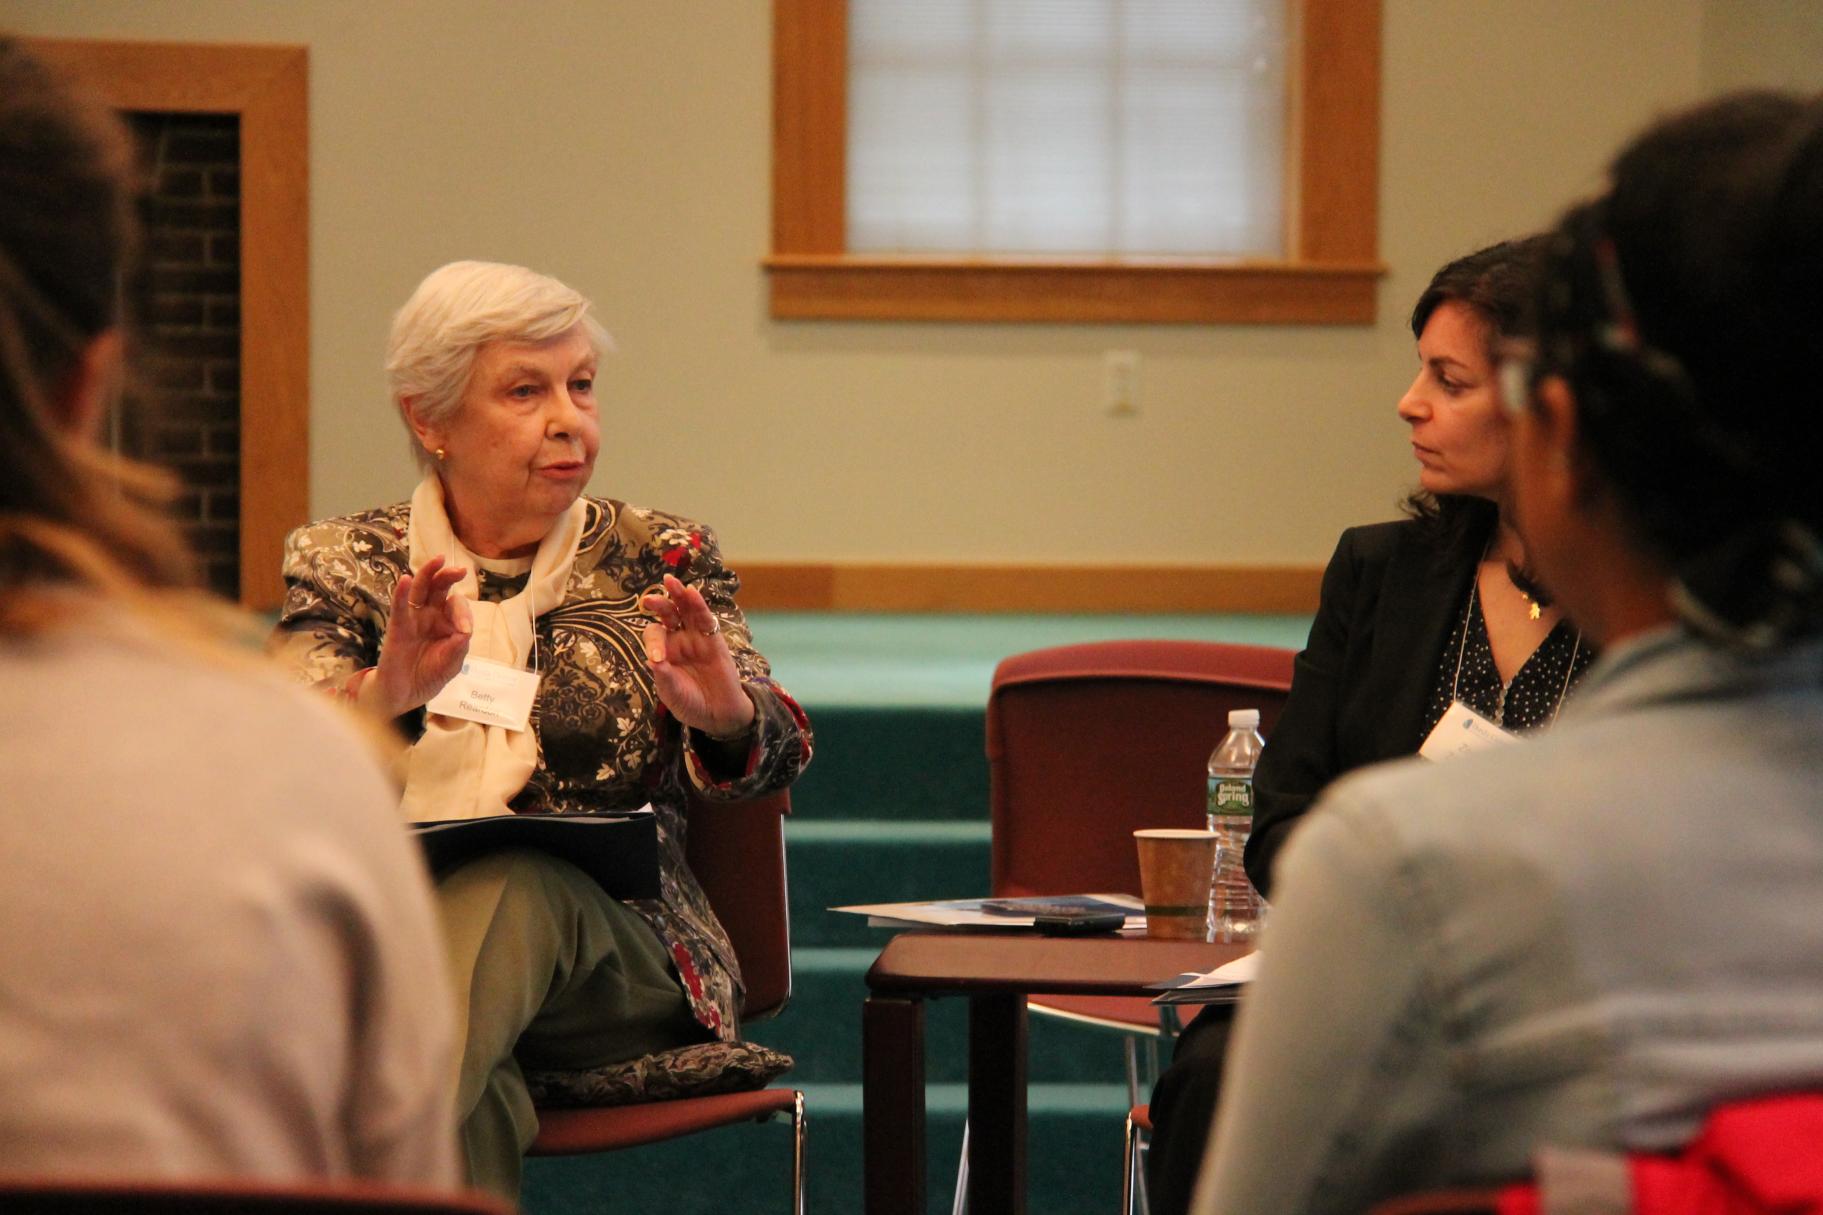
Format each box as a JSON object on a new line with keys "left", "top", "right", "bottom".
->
{"left": 1033, "top": 911, "right": 1127, "bottom": 936}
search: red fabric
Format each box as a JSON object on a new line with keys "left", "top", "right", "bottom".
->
{"left": 1495, "top": 1188, "right": 1538, "bottom": 1215}
{"left": 1494, "top": 1096, "right": 1823, "bottom": 1215}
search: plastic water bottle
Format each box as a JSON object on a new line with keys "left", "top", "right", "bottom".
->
{"left": 1207, "top": 708, "right": 1266, "bottom": 942}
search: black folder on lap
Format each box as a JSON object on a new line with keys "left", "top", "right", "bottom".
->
{"left": 410, "top": 808, "right": 660, "bottom": 900}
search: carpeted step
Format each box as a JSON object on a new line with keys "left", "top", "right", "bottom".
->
{"left": 787, "top": 705, "right": 989, "bottom": 823}
{"left": 786, "top": 819, "right": 992, "bottom": 948}
{"left": 751, "top": 611, "right": 1314, "bottom": 715}
{"left": 522, "top": 1082, "right": 1136, "bottom": 1215}
{"left": 743, "top": 947, "right": 1170, "bottom": 1086}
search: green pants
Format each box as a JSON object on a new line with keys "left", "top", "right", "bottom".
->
{"left": 436, "top": 849, "right": 703, "bottom": 1199}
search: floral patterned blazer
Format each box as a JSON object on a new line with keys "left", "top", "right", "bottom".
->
{"left": 271, "top": 496, "right": 814, "bottom": 1040}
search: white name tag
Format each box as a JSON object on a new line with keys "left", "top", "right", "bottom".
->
{"left": 1418, "top": 699, "right": 1521, "bottom": 762}
{"left": 426, "top": 656, "right": 540, "bottom": 732}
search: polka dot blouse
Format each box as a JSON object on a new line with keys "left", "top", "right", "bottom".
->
{"left": 1423, "top": 582, "right": 1595, "bottom": 737}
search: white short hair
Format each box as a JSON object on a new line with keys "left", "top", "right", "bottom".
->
{"left": 384, "top": 260, "right": 612, "bottom": 469}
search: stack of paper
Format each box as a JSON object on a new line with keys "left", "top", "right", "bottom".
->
{"left": 1148, "top": 953, "right": 1260, "bottom": 1006}
{"left": 831, "top": 893, "right": 1146, "bottom": 933}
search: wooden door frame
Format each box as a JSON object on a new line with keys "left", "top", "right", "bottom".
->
{"left": 27, "top": 37, "right": 308, "bottom": 610}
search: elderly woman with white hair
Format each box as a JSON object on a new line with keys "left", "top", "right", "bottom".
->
{"left": 272, "top": 260, "right": 813, "bottom": 1198}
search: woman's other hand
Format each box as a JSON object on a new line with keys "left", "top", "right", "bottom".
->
{"left": 640, "top": 573, "right": 755, "bottom": 739}
{"left": 370, "top": 555, "right": 473, "bottom": 718}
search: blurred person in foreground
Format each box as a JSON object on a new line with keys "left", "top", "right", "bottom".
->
{"left": 1194, "top": 90, "right": 1823, "bottom": 1214}
{"left": 270, "top": 260, "right": 813, "bottom": 1198}
{"left": 0, "top": 39, "right": 457, "bottom": 1185}
{"left": 1147, "top": 236, "right": 1596, "bottom": 1215}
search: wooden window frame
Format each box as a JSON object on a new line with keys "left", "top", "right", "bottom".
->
{"left": 768, "top": 0, "right": 1382, "bottom": 324}
{"left": 26, "top": 37, "right": 308, "bottom": 610}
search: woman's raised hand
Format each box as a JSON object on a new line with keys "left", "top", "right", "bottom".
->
{"left": 370, "top": 554, "right": 474, "bottom": 718}
{"left": 640, "top": 573, "right": 755, "bottom": 739}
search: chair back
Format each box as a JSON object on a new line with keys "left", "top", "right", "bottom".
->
{"left": 0, "top": 1177, "right": 512, "bottom": 1214}
{"left": 684, "top": 788, "right": 793, "bottom": 1021}
{"left": 987, "top": 640, "right": 1295, "bottom": 898}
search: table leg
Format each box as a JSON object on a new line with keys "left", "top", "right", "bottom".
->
{"left": 966, "top": 992, "right": 1028, "bottom": 1215}
{"left": 863, "top": 994, "right": 926, "bottom": 1215}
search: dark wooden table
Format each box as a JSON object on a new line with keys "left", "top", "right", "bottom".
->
{"left": 862, "top": 931, "right": 1248, "bottom": 1215}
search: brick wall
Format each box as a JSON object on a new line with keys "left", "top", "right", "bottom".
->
{"left": 125, "top": 112, "right": 241, "bottom": 600}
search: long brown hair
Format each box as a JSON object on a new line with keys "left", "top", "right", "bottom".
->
{"left": 0, "top": 39, "right": 199, "bottom": 633}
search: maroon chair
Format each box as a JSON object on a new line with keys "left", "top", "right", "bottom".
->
{"left": 985, "top": 639, "right": 1295, "bottom": 1214}
{"left": 0, "top": 1177, "right": 512, "bottom": 1214}
{"left": 527, "top": 789, "right": 805, "bottom": 1214}
{"left": 989, "top": 639, "right": 1296, "bottom": 904}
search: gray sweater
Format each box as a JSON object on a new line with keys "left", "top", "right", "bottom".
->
{"left": 1198, "top": 628, "right": 1823, "bottom": 1214}
{"left": 0, "top": 616, "right": 458, "bottom": 1185}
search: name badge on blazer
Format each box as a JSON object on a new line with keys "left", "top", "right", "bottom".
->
{"left": 426, "top": 657, "right": 540, "bottom": 732}
{"left": 1418, "top": 699, "right": 1521, "bottom": 762}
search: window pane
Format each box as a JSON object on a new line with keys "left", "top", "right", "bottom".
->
{"left": 849, "top": 68, "right": 978, "bottom": 248}
{"left": 848, "top": 0, "right": 1287, "bottom": 258}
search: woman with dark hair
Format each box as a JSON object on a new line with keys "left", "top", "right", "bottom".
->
{"left": 1145, "top": 237, "right": 1595, "bottom": 1215}
{"left": 1192, "top": 90, "right": 1823, "bottom": 1215}
{"left": 1245, "top": 234, "right": 1594, "bottom": 894}
{"left": 0, "top": 40, "right": 457, "bottom": 1184}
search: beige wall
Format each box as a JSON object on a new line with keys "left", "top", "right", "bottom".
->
{"left": 1702, "top": 0, "right": 1823, "bottom": 92}
{"left": 5, "top": 0, "right": 1818, "bottom": 567}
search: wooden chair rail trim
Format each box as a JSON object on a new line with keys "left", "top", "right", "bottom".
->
{"left": 731, "top": 561, "right": 1323, "bottom": 615}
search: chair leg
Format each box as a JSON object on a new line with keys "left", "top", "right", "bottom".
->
{"left": 1123, "top": 1031, "right": 1160, "bottom": 1215}
{"left": 1122, "top": 1108, "right": 1141, "bottom": 1215}
{"left": 1134, "top": 1134, "right": 1151, "bottom": 1215}
{"left": 951, "top": 1118, "right": 969, "bottom": 1215}
{"left": 1124, "top": 1037, "right": 1141, "bottom": 1110}
{"left": 791, "top": 1090, "right": 807, "bottom": 1215}
{"left": 1126, "top": 1025, "right": 1171, "bottom": 1108}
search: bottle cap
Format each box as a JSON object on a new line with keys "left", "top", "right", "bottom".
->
{"left": 1228, "top": 708, "right": 1261, "bottom": 728}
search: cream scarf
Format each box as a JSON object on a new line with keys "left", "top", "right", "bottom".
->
{"left": 399, "top": 474, "right": 587, "bottom": 821}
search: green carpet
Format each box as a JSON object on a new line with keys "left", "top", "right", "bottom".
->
{"left": 521, "top": 612, "right": 1311, "bottom": 1215}
{"left": 750, "top": 612, "right": 1311, "bottom": 707}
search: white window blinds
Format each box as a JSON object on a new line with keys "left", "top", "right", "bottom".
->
{"left": 847, "top": 0, "right": 1289, "bottom": 258}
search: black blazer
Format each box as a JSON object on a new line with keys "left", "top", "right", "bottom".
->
{"left": 1243, "top": 517, "right": 1486, "bottom": 897}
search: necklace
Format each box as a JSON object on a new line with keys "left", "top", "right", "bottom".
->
{"left": 1451, "top": 577, "right": 1583, "bottom": 730}
{"left": 1505, "top": 558, "right": 1549, "bottom": 621}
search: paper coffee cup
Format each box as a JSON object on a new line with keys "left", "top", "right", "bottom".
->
{"left": 1133, "top": 828, "right": 1217, "bottom": 941}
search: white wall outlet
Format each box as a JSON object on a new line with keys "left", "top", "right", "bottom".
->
{"left": 1104, "top": 349, "right": 1140, "bottom": 416}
